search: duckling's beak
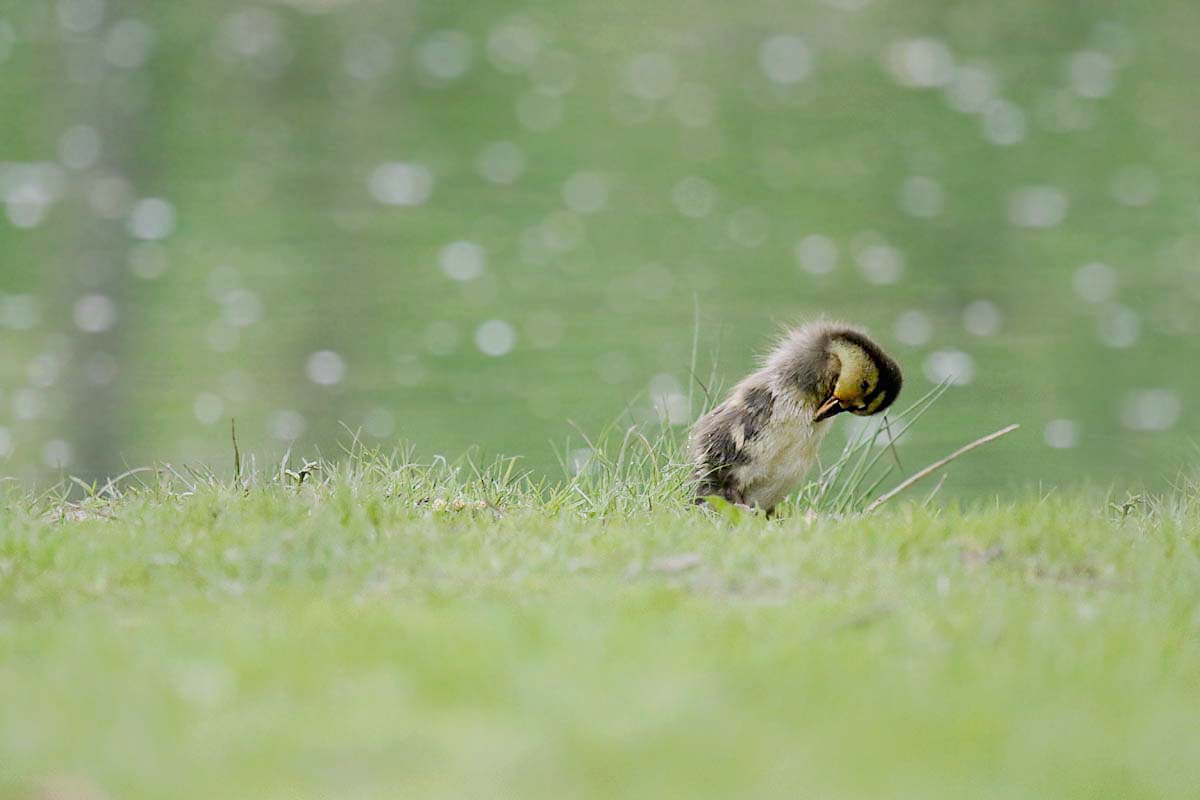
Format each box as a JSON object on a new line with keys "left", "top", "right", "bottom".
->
{"left": 814, "top": 396, "right": 846, "bottom": 422}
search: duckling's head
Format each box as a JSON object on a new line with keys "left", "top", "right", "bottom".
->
{"left": 814, "top": 330, "right": 903, "bottom": 422}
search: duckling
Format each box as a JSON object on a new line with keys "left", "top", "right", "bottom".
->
{"left": 690, "top": 320, "right": 902, "bottom": 516}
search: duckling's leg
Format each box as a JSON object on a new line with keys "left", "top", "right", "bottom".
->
{"left": 722, "top": 487, "right": 757, "bottom": 515}
{"left": 694, "top": 483, "right": 758, "bottom": 516}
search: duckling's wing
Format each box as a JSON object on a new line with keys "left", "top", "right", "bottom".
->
{"left": 691, "top": 384, "right": 775, "bottom": 502}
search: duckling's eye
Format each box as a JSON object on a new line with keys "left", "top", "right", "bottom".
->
{"left": 860, "top": 379, "right": 870, "bottom": 393}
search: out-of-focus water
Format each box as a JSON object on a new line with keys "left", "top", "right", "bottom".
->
{"left": 2, "top": 0, "right": 1199, "bottom": 495}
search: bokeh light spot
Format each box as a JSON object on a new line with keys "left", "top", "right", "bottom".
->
{"left": 923, "top": 349, "right": 976, "bottom": 386}
{"left": 759, "top": 35, "right": 812, "bottom": 85}
{"left": 343, "top": 33, "right": 394, "bottom": 82}
{"left": 220, "top": 288, "right": 263, "bottom": 328}
{"left": 886, "top": 38, "right": 954, "bottom": 88}
{"left": 0, "top": 21, "right": 14, "bottom": 64}
{"left": 726, "top": 207, "right": 769, "bottom": 248}
{"left": 982, "top": 100, "right": 1026, "bottom": 146}
{"left": 368, "top": 162, "right": 433, "bottom": 207}
{"left": 416, "top": 30, "right": 473, "bottom": 81}
{"left": 58, "top": 0, "right": 105, "bottom": 34}
{"left": 13, "top": 388, "right": 44, "bottom": 421}
{"left": 516, "top": 92, "right": 563, "bottom": 132}
{"left": 1073, "top": 262, "right": 1117, "bottom": 304}
{"left": 128, "top": 197, "right": 177, "bottom": 240}
{"left": 84, "top": 352, "right": 118, "bottom": 386}
{"left": 475, "top": 320, "right": 516, "bottom": 356}
{"left": 0, "top": 295, "right": 40, "bottom": 330}
{"left": 486, "top": 16, "right": 540, "bottom": 74}
{"left": 795, "top": 234, "right": 838, "bottom": 276}
{"left": 439, "top": 241, "right": 486, "bottom": 282}
{"left": 1110, "top": 165, "right": 1158, "bottom": 207}
{"left": 1069, "top": 50, "right": 1116, "bottom": 98}
{"left": 58, "top": 125, "right": 102, "bottom": 170}
{"left": 88, "top": 174, "right": 134, "bottom": 219}
{"left": 396, "top": 354, "right": 427, "bottom": 387}
{"left": 1121, "top": 389, "right": 1181, "bottom": 432}
{"left": 74, "top": 294, "right": 117, "bottom": 334}
{"left": 104, "top": 18, "right": 156, "bottom": 69}
{"left": 899, "top": 176, "right": 944, "bottom": 217}
{"left": 306, "top": 350, "right": 346, "bottom": 386}
{"left": 648, "top": 373, "right": 689, "bottom": 425}
{"left": 562, "top": 172, "right": 609, "bottom": 214}
{"left": 963, "top": 300, "right": 1002, "bottom": 337}
{"left": 1044, "top": 419, "right": 1080, "bottom": 449}
{"left": 476, "top": 141, "right": 526, "bottom": 185}
{"left": 855, "top": 243, "right": 904, "bottom": 285}
{"left": 626, "top": 52, "right": 678, "bottom": 101}
{"left": 1096, "top": 305, "right": 1139, "bottom": 349}
{"left": 1008, "top": 186, "right": 1068, "bottom": 228}
{"left": 364, "top": 408, "right": 395, "bottom": 438}
{"left": 42, "top": 439, "right": 73, "bottom": 469}
{"left": 193, "top": 392, "right": 224, "bottom": 425}
{"left": 895, "top": 309, "right": 933, "bottom": 346}
{"left": 269, "top": 409, "right": 306, "bottom": 441}
{"left": 945, "top": 64, "right": 995, "bottom": 113}
{"left": 28, "top": 352, "right": 63, "bottom": 388}
{"left": 671, "top": 176, "right": 717, "bottom": 218}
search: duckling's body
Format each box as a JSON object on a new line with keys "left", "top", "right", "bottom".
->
{"left": 690, "top": 372, "right": 826, "bottom": 512}
{"left": 691, "top": 321, "right": 902, "bottom": 515}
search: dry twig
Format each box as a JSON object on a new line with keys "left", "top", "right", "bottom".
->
{"left": 864, "top": 424, "right": 1020, "bottom": 514}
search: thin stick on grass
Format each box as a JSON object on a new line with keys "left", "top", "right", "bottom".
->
{"left": 881, "top": 416, "right": 904, "bottom": 473}
{"left": 687, "top": 292, "right": 702, "bottom": 417}
{"left": 231, "top": 418, "right": 242, "bottom": 482}
{"left": 863, "top": 424, "right": 1020, "bottom": 514}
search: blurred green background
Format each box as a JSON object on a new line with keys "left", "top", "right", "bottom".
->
{"left": 2, "top": 0, "right": 1198, "bottom": 495}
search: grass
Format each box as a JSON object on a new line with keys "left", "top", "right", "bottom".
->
{"left": 3, "top": 442, "right": 1200, "bottom": 800}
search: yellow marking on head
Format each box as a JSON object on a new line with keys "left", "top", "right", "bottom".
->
{"left": 864, "top": 391, "right": 889, "bottom": 415}
{"left": 829, "top": 339, "right": 880, "bottom": 409}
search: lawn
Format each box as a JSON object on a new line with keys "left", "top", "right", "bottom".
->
{"left": 3, "top": 451, "right": 1199, "bottom": 800}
